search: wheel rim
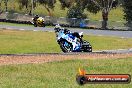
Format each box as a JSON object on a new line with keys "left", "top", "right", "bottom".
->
{"left": 63, "top": 41, "right": 72, "bottom": 52}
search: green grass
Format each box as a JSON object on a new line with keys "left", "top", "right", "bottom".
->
{"left": 0, "top": 29, "right": 61, "bottom": 54}
{"left": 0, "top": 29, "right": 132, "bottom": 54}
{"left": 0, "top": 22, "right": 52, "bottom": 28}
{"left": 86, "top": 35, "right": 132, "bottom": 50}
{"left": 0, "top": 57, "right": 132, "bottom": 88}
{"left": 87, "top": 7, "right": 124, "bottom": 22}
{"left": 0, "top": 22, "right": 32, "bottom": 27}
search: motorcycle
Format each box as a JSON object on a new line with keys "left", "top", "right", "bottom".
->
{"left": 54, "top": 24, "right": 92, "bottom": 53}
{"left": 32, "top": 17, "right": 45, "bottom": 27}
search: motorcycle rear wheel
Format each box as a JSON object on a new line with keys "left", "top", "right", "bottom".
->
{"left": 43, "top": 23, "right": 45, "bottom": 27}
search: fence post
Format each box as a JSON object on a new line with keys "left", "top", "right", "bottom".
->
{"left": 72, "top": 18, "right": 77, "bottom": 27}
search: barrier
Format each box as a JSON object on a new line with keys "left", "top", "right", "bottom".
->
{"left": 0, "top": 12, "right": 131, "bottom": 30}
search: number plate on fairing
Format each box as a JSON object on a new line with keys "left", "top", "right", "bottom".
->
{"left": 65, "top": 35, "right": 74, "bottom": 43}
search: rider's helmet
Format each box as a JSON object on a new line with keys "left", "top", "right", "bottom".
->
{"left": 54, "top": 24, "right": 61, "bottom": 32}
{"left": 35, "top": 14, "right": 39, "bottom": 17}
{"left": 34, "top": 14, "right": 39, "bottom": 19}
{"left": 33, "top": 14, "right": 39, "bottom": 21}
{"left": 64, "top": 29, "right": 70, "bottom": 34}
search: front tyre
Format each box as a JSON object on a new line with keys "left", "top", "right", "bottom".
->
{"left": 59, "top": 40, "right": 73, "bottom": 53}
{"left": 33, "top": 22, "right": 37, "bottom": 27}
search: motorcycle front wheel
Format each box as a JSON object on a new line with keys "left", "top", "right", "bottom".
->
{"left": 33, "top": 22, "right": 37, "bottom": 27}
{"left": 59, "top": 40, "right": 73, "bottom": 53}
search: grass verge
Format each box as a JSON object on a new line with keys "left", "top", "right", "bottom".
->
{"left": 0, "top": 22, "right": 32, "bottom": 27}
{"left": 0, "top": 57, "right": 132, "bottom": 88}
{"left": 0, "top": 22, "right": 52, "bottom": 28}
{"left": 0, "top": 29, "right": 132, "bottom": 54}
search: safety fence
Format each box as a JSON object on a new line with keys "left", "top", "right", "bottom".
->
{"left": 0, "top": 12, "right": 131, "bottom": 30}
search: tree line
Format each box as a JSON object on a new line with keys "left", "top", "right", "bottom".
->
{"left": 0, "top": 0, "right": 132, "bottom": 29}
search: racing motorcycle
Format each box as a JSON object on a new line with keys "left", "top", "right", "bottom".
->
{"left": 32, "top": 17, "right": 45, "bottom": 27}
{"left": 54, "top": 24, "right": 92, "bottom": 53}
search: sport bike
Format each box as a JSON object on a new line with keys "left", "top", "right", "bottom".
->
{"left": 32, "top": 17, "right": 45, "bottom": 27}
{"left": 54, "top": 25, "right": 92, "bottom": 53}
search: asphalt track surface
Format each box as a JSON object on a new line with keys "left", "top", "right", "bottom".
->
{"left": 0, "top": 24, "right": 132, "bottom": 38}
{"left": 0, "top": 48, "right": 132, "bottom": 56}
{"left": 0, "top": 24, "right": 132, "bottom": 55}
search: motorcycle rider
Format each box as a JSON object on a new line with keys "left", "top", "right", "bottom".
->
{"left": 54, "top": 24, "right": 82, "bottom": 40}
{"left": 54, "top": 24, "right": 83, "bottom": 51}
{"left": 54, "top": 24, "right": 62, "bottom": 33}
{"left": 33, "top": 14, "right": 39, "bottom": 25}
{"left": 64, "top": 28, "right": 83, "bottom": 43}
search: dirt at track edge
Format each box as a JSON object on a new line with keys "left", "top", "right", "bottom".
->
{"left": 0, "top": 53, "right": 132, "bottom": 66}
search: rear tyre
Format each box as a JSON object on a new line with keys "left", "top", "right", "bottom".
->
{"left": 43, "top": 23, "right": 45, "bottom": 27}
{"left": 59, "top": 40, "right": 73, "bottom": 53}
